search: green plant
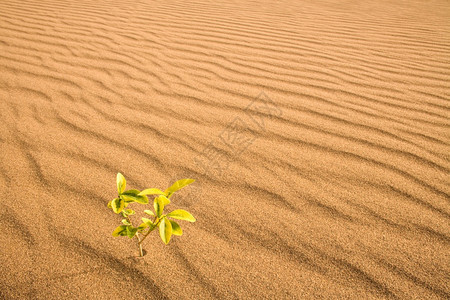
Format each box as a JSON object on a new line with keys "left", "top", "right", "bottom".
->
{"left": 108, "top": 173, "right": 196, "bottom": 257}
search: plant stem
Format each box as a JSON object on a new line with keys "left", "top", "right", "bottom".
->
{"left": 136, "top": 216, "right": 159, "bottom": 256}
{"left": 138, "top": 224, "right": 156, "bottom": 245}
{"left": 136, "top": 234, "right": 144, "bottom": 257}
{"left": 125, "top": 214, "right": 133, "bottom": 227}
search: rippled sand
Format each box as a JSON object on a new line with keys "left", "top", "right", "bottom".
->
{"left": 0, "top": 0, "right": 449, "bottom": 299}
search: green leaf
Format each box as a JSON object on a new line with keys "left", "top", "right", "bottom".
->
{"left": 107, "top": 200, "right": 112, "bottom": 208}
{"left": 165, "top": 179, "right": 195, "bottom": 198}
{"left": 112, "top": 225, "right": 127, "bottom": 237}
{"left": 167, "top": 209, "right": 196, "bottom": 222}
{"left": 121, "top": 193, "right": 149, "bottom": 204}
{"left": 126, "top": 226, "right": 138, "bottom": 239}
{"left": 159, "top": 217, "right": 172, "bottom": 244}
{"left": 117, "top": 173, "right": 126, "bottom": 194}
{"left": 111, "top": 198, "right": 125, "bottom": 214}
{"left": 137, "top": 223, "right": 148, "bottom": 231}
{"left": 154, "top": 196, "right": 168, "bottom": 217}
{"left": 141, "top": 217, "right": 154, "bottom": 227}
{"left": 170, "top": 220, "right": 183, "bottom": 236}
{"left": 144, "top": 210, "right": 154, "bottom": 216}
{"left": 122, "top": 219, "right": 131, "bottom": 225}
{"left": 139, "top": 188, "right": 165, "bottom": 196}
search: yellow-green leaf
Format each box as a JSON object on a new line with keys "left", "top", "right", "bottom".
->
{"left": 117, "top": 173, "right": 126, "bottom": 194}
{"left": 111, "top": 198, "right": 124, "bottom": 214}
{"left": 122, "top": 189, "right": 140, "bottom": 199}
{"left": 144, "top": 210, "right": 154, "bottom": 216}
{"left": 112, "top": 225, "right": 127, "bottom": 237}
{"left": 159, "top": 217, "right": 172, "bottom": 244}
{"left": 167, "top": 209, "right": 196, "bottom": 222}
{"left": 154, "top": 196, "right": 168, "bottom": 217}
{"left": 137, "top": 223, "right": 148, "bottom": 231}
{"left": 107, "top": 200, "right": 112, "bottom": 208}
{"left": 135, "top": 195, "right": 149, "bottom": 204}
{"left": 139, "top": 188, "right": 165, "bottom": 196}
{"left": 126, "top": 226, "right": 138, "bottom": 239}
{"left": 121, "top": 193, "right": 149, "bottom": 204}
{"left": 170, "top": 220, "right": 183, "bottom": 236}
{"left": 124, "top": 209, "right": 135, "bottom": 215}
{"left": 141, "top": 217, "right": 154, "bottom": 227}
{"left": 160, "top": 195, "right": 170, "bottom": 206}
{"left": 122, "top": 219, "right": 131, "bottom": 225}
{"left": 165, "top": 179, "right": 195, "bottom": 198}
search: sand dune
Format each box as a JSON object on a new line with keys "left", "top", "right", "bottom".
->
{"left": 0, "top": 0, "right": 449, "bottom": 299}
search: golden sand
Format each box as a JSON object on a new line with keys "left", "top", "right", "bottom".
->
{"left": 0, "top": 0, "right": 449, "bottom": 298}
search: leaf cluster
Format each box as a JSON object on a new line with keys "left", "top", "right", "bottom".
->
{"left": 108, "top": 173, "right": 196, "bottom": 246}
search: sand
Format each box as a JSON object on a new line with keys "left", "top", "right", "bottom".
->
{"left": 0, "top": 0, "right": 449, "bottom": 299}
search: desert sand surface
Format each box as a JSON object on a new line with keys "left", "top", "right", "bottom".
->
{"left": 0, "top": 0, "right": 449, "bottom": 299}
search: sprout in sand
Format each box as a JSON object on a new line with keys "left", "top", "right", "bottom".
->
{"left": 108, "top": 173, "right": 196, "bottom": 257}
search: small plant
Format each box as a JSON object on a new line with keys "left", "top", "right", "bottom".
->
{"left": 108, "top": 173, "right": 196, "bottom": 257}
